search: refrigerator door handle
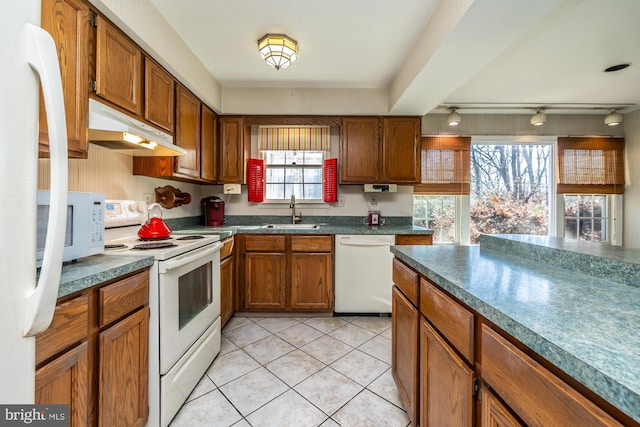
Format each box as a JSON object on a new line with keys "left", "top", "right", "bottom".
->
{"left": 23, "top": 24, "right": 68, "bottom": 337}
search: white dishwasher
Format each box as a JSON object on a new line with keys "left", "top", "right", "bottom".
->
{"left": 334, "top": 234, "right": 396, "bottom": 314}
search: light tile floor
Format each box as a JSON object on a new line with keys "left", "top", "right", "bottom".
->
{"left": 170, "top": 316, "right": 410, "bottom": 427}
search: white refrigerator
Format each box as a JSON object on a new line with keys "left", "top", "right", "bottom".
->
{"left": 0, "top": 1, "right": 69, "bottom": 403}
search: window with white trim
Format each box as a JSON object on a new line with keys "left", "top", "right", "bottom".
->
{"left": 413, "top": 195, "right": 457, "bottom": 243}
{"left": 258, "top": 126, "right": 330, "bottom": 202}
{"left": 262, "top": 150, "right": 325, "bottom": 200}
{"left": 414, "top": 137, "right": 625, "bottom": 246}
{"left": 563, "top": 195, "right": 608, "bottom": 241}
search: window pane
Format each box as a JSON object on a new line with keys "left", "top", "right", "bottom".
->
{"left": 578, "top": 196, "right": 593, "bottom": 217}
{"left": 266, "top": 184, "right": 285, "bottom": 199}
{"left": 266, "top": 151, "right": 286, "bottom": 164}
{"left": 470, "top": 144, "right": 550, "bottom": 244}
{"left": 285, "top": 168, "right": 303, "bottom": 182}
{"left": 304, "top": 184, "right": 322, "bottom": 199}
{"left": 285, "top": 151, "right": 302, "bottom": 165}
{"left": 565, "top": 218, "right": 577, "bottom": 239}
{"left": 266, "top": 168, "right": 285, "bottom": 182}
{"left": 564, "top": 196, "right": 578, "bottom": 218}
{"left": 304, "top": 151, "right": 324, "bottom": 165}
{"left": 304, "top": 168, "right": 322, "bottom": 183}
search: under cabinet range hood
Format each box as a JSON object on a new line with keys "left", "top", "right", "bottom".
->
{"left": 87, "top": 99, "right": 186, "bottom": 156}
{"left": 363, "top": 184, "right": 397, "bottom": 192}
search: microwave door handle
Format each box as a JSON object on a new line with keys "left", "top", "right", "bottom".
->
{"left": 23, "top": 24, "right": 68, "bottom": 337}
{"left": 159, "top": 242, "right": 224, "bottom": 273}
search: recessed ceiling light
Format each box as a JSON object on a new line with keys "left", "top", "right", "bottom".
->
{"left": 604, "top": 63, "right": 631, "bottom": 73}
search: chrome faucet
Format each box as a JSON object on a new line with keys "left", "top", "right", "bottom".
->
{"left": 290, "top": 194, "right": 301, "bottom": 224}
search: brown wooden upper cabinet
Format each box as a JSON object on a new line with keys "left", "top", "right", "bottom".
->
{"left": 340, "top": 116, "right": 421, "bottom": 184}
{"left": 144, "top": 57, "right": 175, "bottom": 132}
{"left": 174, "top": 84, "right": 201, "bottom": 179}
{"left": 94, "top": 15, "right": 143, "bottom": 116}
{"left": 340, "top": 117, "right": 381, "bottom": 183}
{"left": 219, "top": 116, "right": 248, "bottom": 183}
{"left": 39, "top": 0, "right": 91, "bottom": 159}
{"left": 200, "top": 105, "right": 218, "bottom": 182}
{"left": 382, "top": 117, "right": 421, "bottom": 183}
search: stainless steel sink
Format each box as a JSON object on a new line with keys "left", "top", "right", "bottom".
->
{"left": 261, "top": 223, "right": 320, "bottom": 230}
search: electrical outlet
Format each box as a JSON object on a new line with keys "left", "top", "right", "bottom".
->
{"left": 370, "top": 197, "right": 378, "bottom": 206}
{"left": 337, "top": 196, "right": 345, "bottom": 207}
{"left": 144, "top": 193, "right": 152, "bottom": 205}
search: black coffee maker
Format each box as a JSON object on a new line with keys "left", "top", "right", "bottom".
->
{"left": 201, "top": 196, "right": 225, "bottom": 226}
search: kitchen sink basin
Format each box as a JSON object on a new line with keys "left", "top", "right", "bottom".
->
{"left": 261, "top": 223, "right": 321, "bottom": 230}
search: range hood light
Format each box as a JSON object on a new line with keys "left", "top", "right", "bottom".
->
{"left": 123, "top": 132, "right": 145, "bottom": 144}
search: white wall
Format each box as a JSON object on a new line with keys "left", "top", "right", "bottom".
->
{"left": 38, "top": 145, "right": 204, "bottom": 220}
{"left": 623, "top": 109, "right": 640, "bottom": 248}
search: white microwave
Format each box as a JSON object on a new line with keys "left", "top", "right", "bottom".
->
{"left": 36, "top": 191, "right": 105, "bottom": 267}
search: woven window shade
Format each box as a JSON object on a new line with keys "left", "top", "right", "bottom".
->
{"left": 414, "top": 136, "right": 471, "bottom": 195}
{"left": 258, "top": 127, "right": 330, "bottom": 151}
{"left": 557, "top": 137, "right": 625, "bottom": 194}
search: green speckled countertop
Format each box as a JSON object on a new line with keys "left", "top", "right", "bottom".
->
{"left": 171, "top": 214, "right": 432, "bottom": 238}
{"left": 173, "top": 224, "right": 432, "bottom": 238}
{"left": 391, "top": 234, "right": 640, "bottom": 423}
{"left": 55, "top": 254, "right": 154, "bottom": 298}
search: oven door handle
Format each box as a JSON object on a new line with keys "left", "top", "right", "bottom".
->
{"left": 159, "top": 241, "right": 223, "bottom": 273}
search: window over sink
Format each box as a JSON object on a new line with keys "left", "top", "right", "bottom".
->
{"left": 259, "top": 126, "right": 330, "bottom": 202}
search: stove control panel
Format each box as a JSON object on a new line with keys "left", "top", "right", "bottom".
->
{"left": 105, "top": 200, "right": 146, "bottom": 228}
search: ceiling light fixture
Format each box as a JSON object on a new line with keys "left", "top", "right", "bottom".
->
{"left": 530, "top": 109, "right": 546, "bottom": 126}
{"left": 258, "top": 33, "right": 298, "bottom": 70}
{"left": 604, "top": 109, "right": 623, "bottom": 126}
{"left": 447, "top": 108, "right": 461, "bottom": 126}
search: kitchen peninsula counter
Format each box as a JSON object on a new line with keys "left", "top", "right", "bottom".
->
{"left": 53, "top": 254, "right": 154, "bottom": 298}
{"left": 391, "top": 234, "right": 640, "bottom": 424}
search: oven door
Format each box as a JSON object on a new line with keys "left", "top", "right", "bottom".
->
{"left": 158, "top": 241, "right": 222, "bottom": 374}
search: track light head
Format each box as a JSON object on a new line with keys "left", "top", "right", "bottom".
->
{"left": 447, "top": 108, "right": 461, "bottom": 126}
{"left": 530, "top": 109, "right": 546, "bottom": 126}
{"left": 604, "top": 109, "right": 623, "bottom": 126}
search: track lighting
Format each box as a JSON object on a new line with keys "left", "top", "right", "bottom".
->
{"left": 447, "top": 108, "right": 461, "bottom": 126}
{"left": 604, "top": 109, "right": 622, "bottom": 126}
{"left": 530, "top": 109, "right": 546, "bottom": 126}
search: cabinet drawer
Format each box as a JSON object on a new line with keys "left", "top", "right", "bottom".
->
{"left": 395, "top": 234, "right": 433, "bottom": 245}
{"left": 36, "top": 293, "right": 89, "bottom": 366}
{"left": 420, "top": 278, "right": 474, "bottom": 364}
{"left": 291, "top": 235, "right": 332, "bottom": 252}
{"left": 220, "top": 237, "right": 235, "bottom": 260}
{"left": 481, "top": 324, "right": 624, "bottom": 427}
{"left": 244, "top": 235, "right": 286, "bottom": 252}
{"left": 99, "top": 270, "right": 149, "bottom": 327}
{"left": 392, "top": 258, "right": 419, "bottom": 306}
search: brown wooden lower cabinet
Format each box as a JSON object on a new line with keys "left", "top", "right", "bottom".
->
{"left": 241, "top": 234, "right": 334, "bottom": 312}
{"left": 219, "top": 236, "right": 235, "bottom": 327}
{"left": 420, "top": 318, "right": 474, "bottom": 427}
{"left": 392, "top": 257, "right": 633, "bottom": 427}
{"left": 99, "top": 307, "right": 149, "bottom": 427}
{"left": 481, "top": 385, "right": 524, "bottom": 427}
{"left": 244, "top": 252, "right": 287, "bottom": 310}
{"left": 481, "top": 324, "right": 624, "bottom": 427}
{"left": 35, "top": 342, "right": 90, "bottom": 427}
{"left": 391, "top": 286, "right": 419, "bottom": 425}
{"left": 35, "top": 269, "right": 150, "bottom": 427}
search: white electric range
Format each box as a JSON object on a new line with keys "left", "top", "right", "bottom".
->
{"left": 104, "top": 200, "right": 223, "bottom": 427}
